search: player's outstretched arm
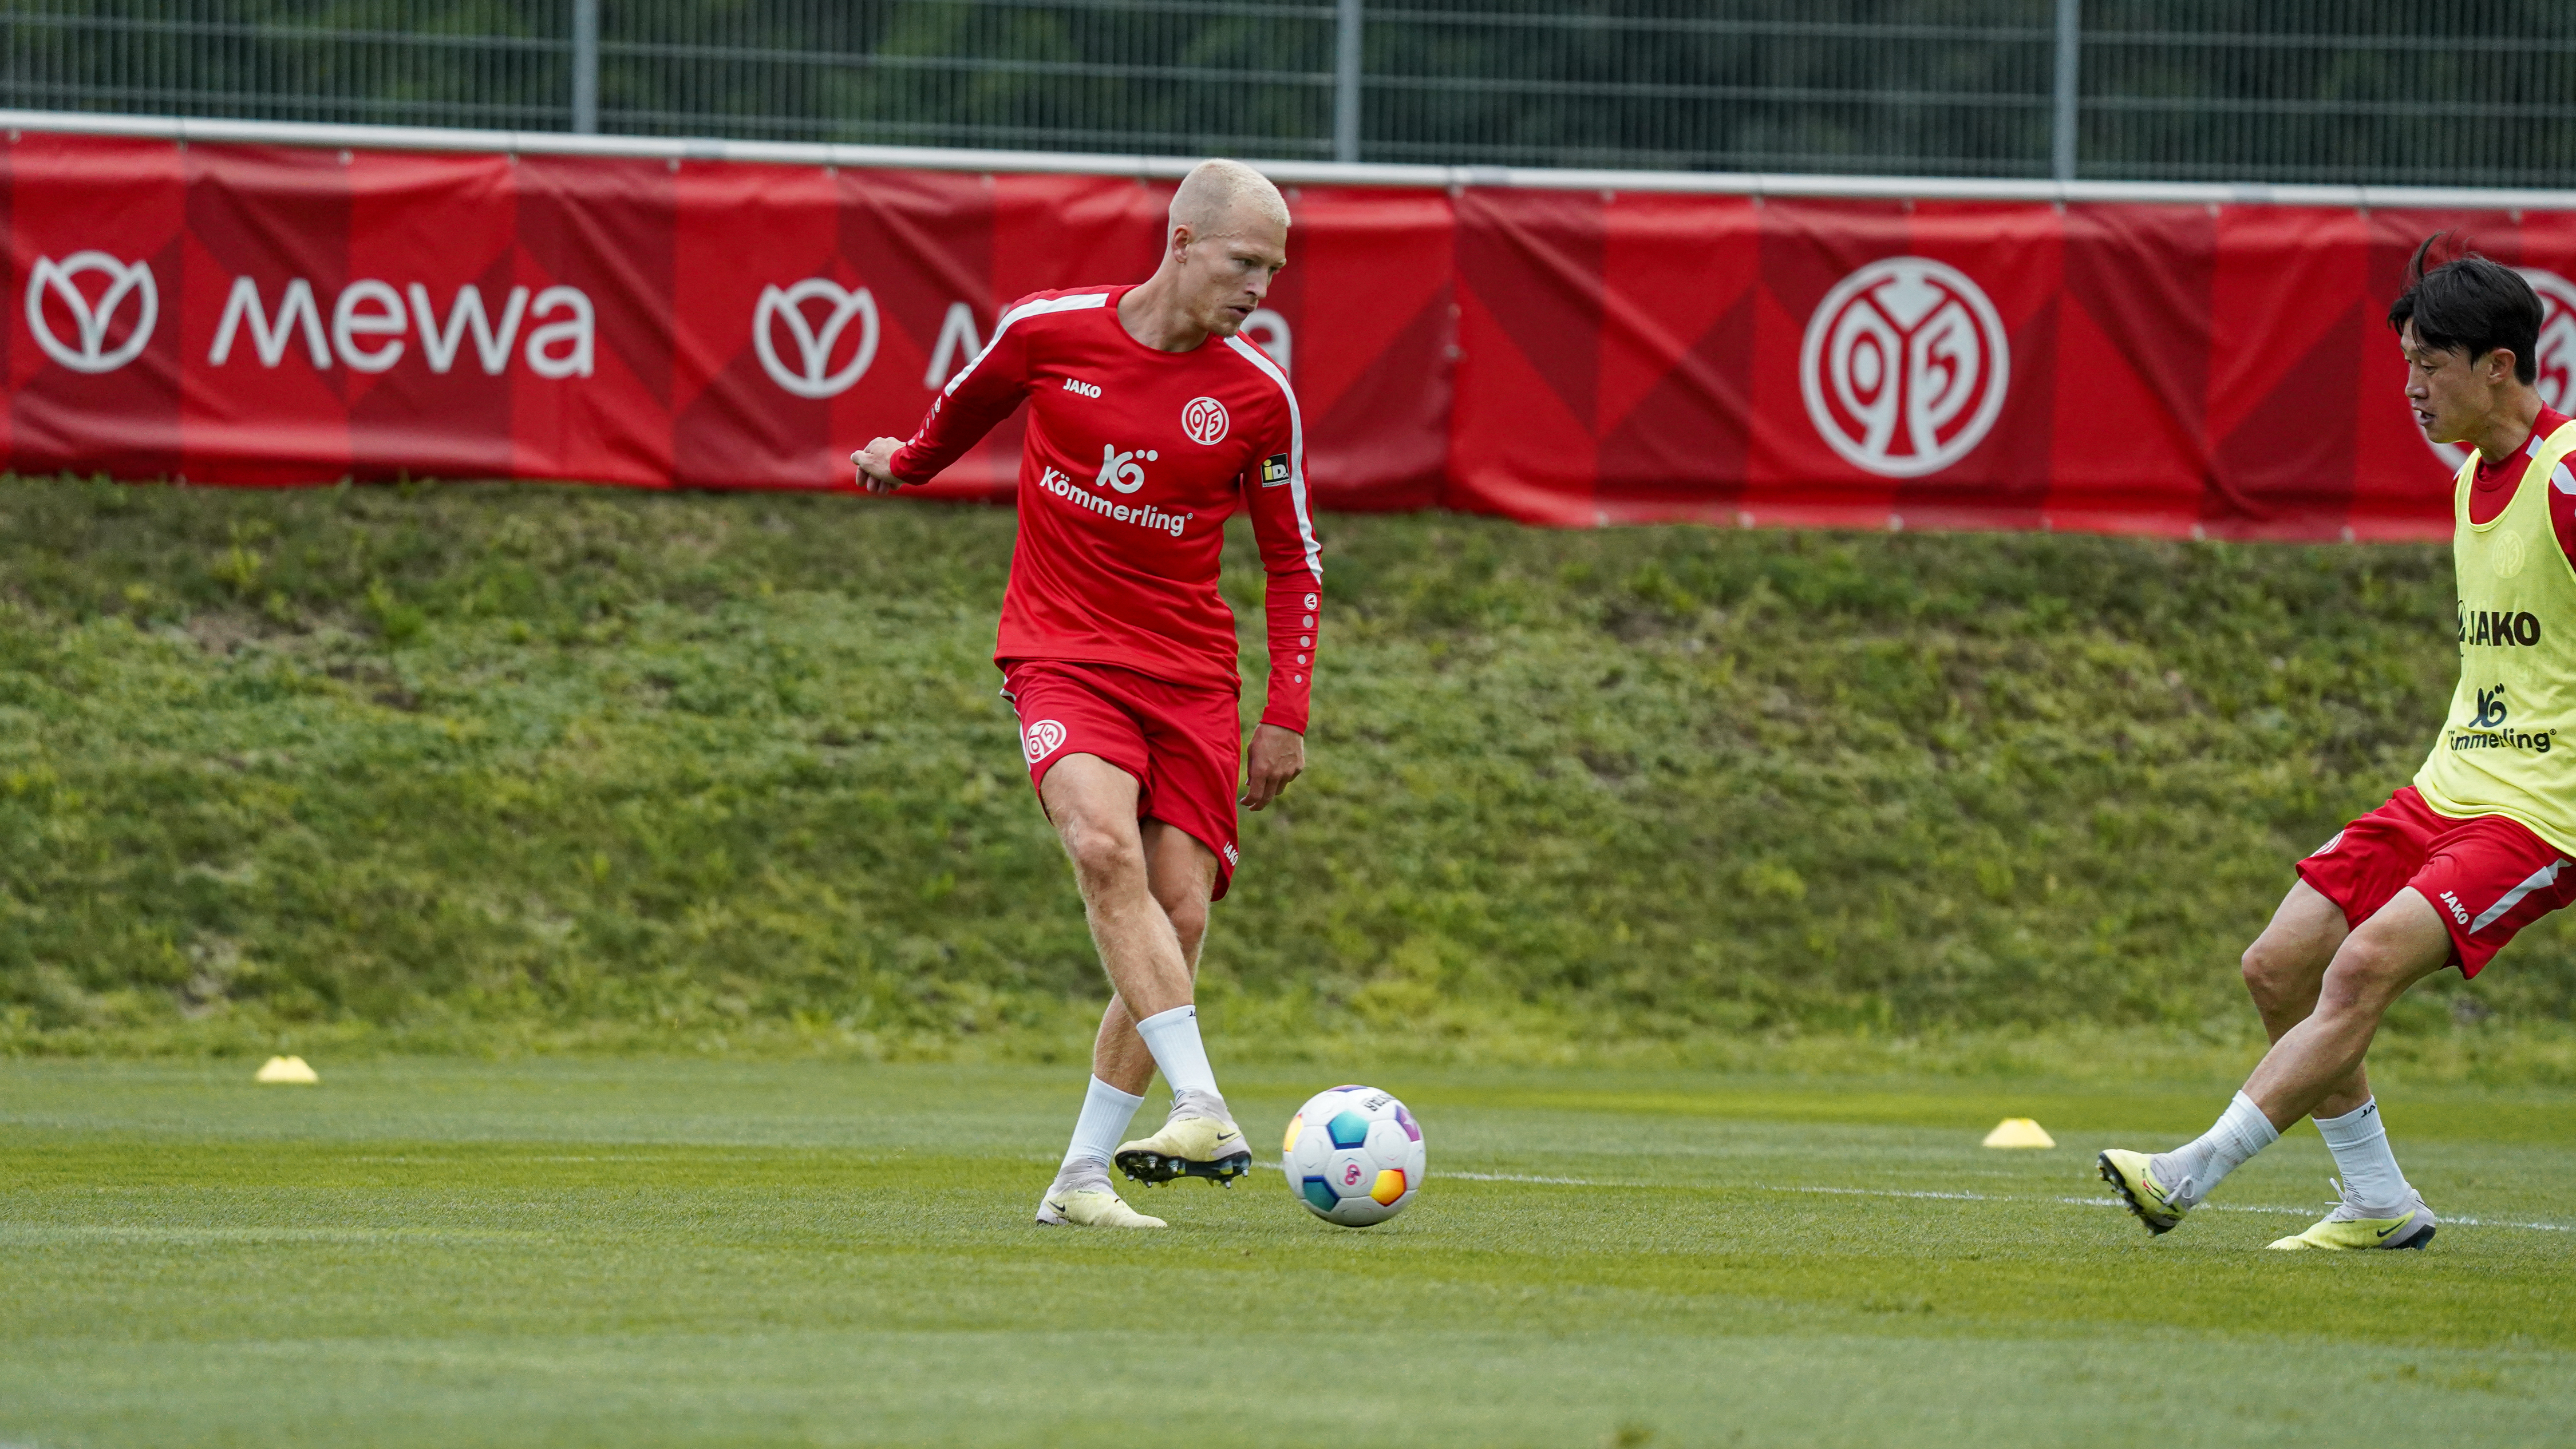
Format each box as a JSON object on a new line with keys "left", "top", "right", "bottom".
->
{"left": 846, "top": 297, "right": 1037, "bottom": 493}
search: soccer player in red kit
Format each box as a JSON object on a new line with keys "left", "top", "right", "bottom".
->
{"left": 2102, "top": 240, "right": 2575, "bottom": 1250}
{"left": 850, "top": 159, "right": 1321, "bottom": 1229}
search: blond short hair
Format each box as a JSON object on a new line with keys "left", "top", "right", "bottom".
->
{"left": 1170, "top": 158, "right": 1290, "bottom": 236}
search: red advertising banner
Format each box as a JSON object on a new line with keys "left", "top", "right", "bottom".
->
{"left": 7, "top": 127, "right": 2571, "bottom": 540}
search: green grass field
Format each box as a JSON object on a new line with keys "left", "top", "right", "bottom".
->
{"left": 8, "top": 1058, "right": 2575, "bottom": 1447}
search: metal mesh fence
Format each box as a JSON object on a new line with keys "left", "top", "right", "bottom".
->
{"left": 598, "top": 1, "right": 1339, "bottom": 156}
{"left": 2080, "top": 0, "right": 2576, "bottom": 187}
{"left": 1358, "top": 3, "right": 2060, "bottom": 175}
{"left": 2, "top": 1, "right": 2571, "bottom": 184}
{"left": 0, "top": 3, "right": 575, "bottom": 129}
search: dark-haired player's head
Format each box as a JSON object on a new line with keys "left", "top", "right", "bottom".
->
{"left": 2389, "top": 234, "right": 2542, "bottom": 447}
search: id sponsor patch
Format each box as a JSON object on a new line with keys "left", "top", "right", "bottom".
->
{"left": 1259, "top": 453, "right": 1292, "bottom": 487}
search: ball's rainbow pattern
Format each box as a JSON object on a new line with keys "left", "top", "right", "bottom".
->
{"left": 1280, "top": 1084, "right": 1427, "bottom": 1228}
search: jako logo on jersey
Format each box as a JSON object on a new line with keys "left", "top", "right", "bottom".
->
{"left": 1097, "top": 444, "right": 1157, "bottom": 494}
{"left": 209, "top": 276, "right": 594, "bottom": 376}
{"left": 1062, "top": 377, "right": 1101, "bottom": 398}
{"left": 1021, "top": 719, "right": 1068, "bottom": 763}
{"left": 2460, "top": 607, "right": 2543, "bottom": 647}
{"left": 1800, "top": 256, "right": 2009, "bottom": 478}
{"left": 753, "top": 278, "right": 879, "bottom": 398}
{"left": 2428, "top": 268, "right": 2576, "bottom": 472}
{"left": 1181, "top": 395, "right": 1230, "bottom": 445}
{"left": 2440, "top": 890, "right": 2471, "bottom": 925}
{"left": 25, "top": 252, "right": 158, "bottom": 374}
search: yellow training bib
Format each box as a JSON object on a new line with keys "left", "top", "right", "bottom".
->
{"left": 2414, "top": 418, "right": 2576, "bottom": 853}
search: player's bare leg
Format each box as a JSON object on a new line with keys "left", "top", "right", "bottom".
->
{"left": 2235, "top": 882, "right": 2435, "bottom": 1245}
{"left": 2236, "top": 885, "right": 2432, "bottom": 1245}
{"left": 1044, "top": 755, "right": 1198, "bottom": 1018}
{"left": 1036, "top": 755, "right": 1247, "bottom": 1210}
{"left": 1038, "top": 822, "right": 1217, "bottom": 1224}
{"left": 2243, "top": 889, "right": 2448, "bottom": 1127}
{"left": 2104, "top": 887, "right": 2446, "bottom": 1244}
{"left": 1088, "top": 819, "right": 1216, "bottom": 1095}
{"left": 2238, "top": 881, "right": 2372, "bottom": 1118}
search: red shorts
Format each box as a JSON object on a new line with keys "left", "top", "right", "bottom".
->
{"left": 2296, "top": 786, "right": 2576, "bottom": 977}
{"left": 999, "top": 659, "right": 1243, "bottom": 900}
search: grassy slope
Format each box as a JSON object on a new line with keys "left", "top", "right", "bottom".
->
{"left": 0, "top": 475, "right": 2568, "bottom": 1060}
{"left": 6, "top": 1060, "right": 2575, "bottom": 1448}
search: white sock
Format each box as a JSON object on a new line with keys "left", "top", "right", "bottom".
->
{"left": 2150, "top": 1091, "right": 2281, "bottom": 1206}
{"left": 1051, "top": 1076, "right": 1144, "bottom": 1192}
{"left": 2315, "top": 1097, "right": 2411, "bottom": 1214}
{"left": 1133, "top": 1004, "right": 1220, "bottom": 1098}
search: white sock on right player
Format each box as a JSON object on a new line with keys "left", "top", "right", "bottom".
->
{"left": 1133, "top": 1004, "right": 1224, "bottom": 1113}
{"left": 2314, "top": 1096, "right": 2412, "bottom": 1214}
{"left": 1052, "top": 1075, "right": 1145, "bottom": 1193}
{"left": 2151, "top": 1091, "right": 2281, "bottom": 1206}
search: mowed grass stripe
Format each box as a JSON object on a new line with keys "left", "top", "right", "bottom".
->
{"left": 7, "top": 1061, "right": 2576, "bottom": 1446}
{"left": 7, "top": 1170, "right": 2570, "bottom": 1354}
{"left": 8, "top": 1329, "right": 2574, "bottom": 1449}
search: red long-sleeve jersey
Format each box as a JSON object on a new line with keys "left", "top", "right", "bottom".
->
{"left": 888, "top": 285, "right": 1322, "bottom": 732}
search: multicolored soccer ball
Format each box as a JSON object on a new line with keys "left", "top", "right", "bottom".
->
{"left": 1281, "top": 1085, "right": 1425, "bottom": 1226}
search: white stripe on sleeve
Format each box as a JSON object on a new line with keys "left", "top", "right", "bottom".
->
{"left": 941, "top": 290, "right": 1112, "bottom": 399}
{"left": 1224, "top": 332, "right": 1322, "bottom": 584}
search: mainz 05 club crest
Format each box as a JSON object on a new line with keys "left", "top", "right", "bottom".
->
{"left": 1800, "top": 255, "right": 2010, "bottom": 478}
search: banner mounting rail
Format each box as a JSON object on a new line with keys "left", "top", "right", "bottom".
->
{"left": 6, "top": 107, "right": 2574, "bottom": 214}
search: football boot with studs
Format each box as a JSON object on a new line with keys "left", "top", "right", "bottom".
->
{"left": 2097, "top": 1148, "right": 2192, "bottom": 1236}
{"left": 2267, "top": 1182, "right": 2436, "bottom": 1251}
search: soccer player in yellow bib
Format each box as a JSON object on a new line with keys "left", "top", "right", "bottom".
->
{"left": 2102, "top": 239, "right": 2576, "bottom": 1249}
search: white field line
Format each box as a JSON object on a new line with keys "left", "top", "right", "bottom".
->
{"left": 1254, "top": 1161, "right": 1598, "bottom": 1186}
{"left": 1255, "top": 1161, "right": 2576, "bottom": 1234}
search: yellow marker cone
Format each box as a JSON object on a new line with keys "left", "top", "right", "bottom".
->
{"left": 1981, "top": 1117, "right": 2053, "bottom": 1149}
{"left": 254, "top": 1055, "right": 319, "bottom": 1084}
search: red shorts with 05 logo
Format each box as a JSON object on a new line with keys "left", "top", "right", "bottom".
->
{"left": 999, "top": 659, "right": 1244, "bottom": 899}
{"left": 2296, "top": 786, "right": 2576, "bottom": 977}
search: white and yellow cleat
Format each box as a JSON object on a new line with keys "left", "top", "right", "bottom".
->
{"left": 1113, "top": 1113, "right": 1252, "bottom": 1186}
{"left": 2097, "top": 1148, "right": 2192, "bottom": 1236}
{"left": 1034, "top": 1185, "right": 1167, "bottom": 1229}
{"left": 2267, "top": 1185, "right": 2436, "bottom": 1251}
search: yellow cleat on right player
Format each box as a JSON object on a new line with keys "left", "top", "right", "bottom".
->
{"left": 2098, "top": 1148, "right": 2192, "bottom": 1236}
{"left": 2267, "top": 1185, "right": 2436, "bottom": 1251}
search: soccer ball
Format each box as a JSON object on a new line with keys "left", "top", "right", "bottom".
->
{"left": 1281, "top": 1084, "right": 1425, "bottom": 1226}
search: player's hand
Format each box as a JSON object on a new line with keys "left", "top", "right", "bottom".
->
{"left": 850, "top": 437, "right": 906, "bottom": 495}
{"left": 1242, "top": 723, "right": 1305, "bottom": 811}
